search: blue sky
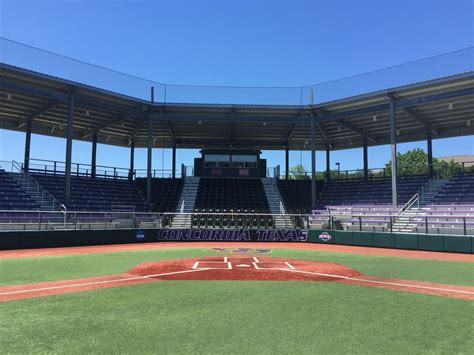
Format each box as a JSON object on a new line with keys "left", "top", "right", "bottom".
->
{"left": 0, "top": 0, "right": 473, "bottom": 174}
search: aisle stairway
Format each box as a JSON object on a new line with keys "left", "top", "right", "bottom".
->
{"left": 392, "top": 178, "right": 449, "bottom": 232}
{"left": 7, "top": 172, "right": 59, "bottom": 211}
{"left": 261, "top": 178, "right": 294, "bottom": 228}
{"left": 171, "top": 177, "right": 199, "bottom": 228}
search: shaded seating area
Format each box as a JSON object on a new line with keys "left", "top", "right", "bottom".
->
{"left": 276, "top": 179, "right": 320, "bottom": 214}
{"left": 0, "top": 170, "right": 39, "bottom": 210}
{"left": 193, "top": 178, "right": 272, "bottom": 228}
{"left": 32, "top": 174, "right": 146, "bottom": 211}
{"left": 318, "top": 176, "right": 430, "bottom": 207}
{"left": 135, "top": 178, "right": 184, "bottom": 212}
{"left": 433, "top": 172, "right": 474, "bottom": 204}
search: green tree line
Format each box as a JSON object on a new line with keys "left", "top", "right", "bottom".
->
{"left": 287, "top": 149, "right": 471, "bottom": 180}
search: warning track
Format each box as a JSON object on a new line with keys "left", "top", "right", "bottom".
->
{"left": 1, "top": 256, "right": 473, "bottom": 302}
{"left": 1, "top": 242, "right": 473, "bottom": 261}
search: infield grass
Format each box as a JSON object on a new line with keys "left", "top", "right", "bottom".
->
{"left": 1, "top": 247, "right": 473, "bottom": 286}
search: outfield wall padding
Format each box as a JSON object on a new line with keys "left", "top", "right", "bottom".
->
{"left": 308, "top": 230, "right": 472, "bottom": 254}
{"left": 0, "top": 228, "right": 472, "bottom": 253}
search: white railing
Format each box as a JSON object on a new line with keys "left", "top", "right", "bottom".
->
{"left": 279, "top": 201, "right": 286, "bottom": 215}
{"left": 180, "top": 200, "right": 185, "bottom": 214}
{"left": 0, "top": 209, "right": 471, "bottom": 234}
{"left": 398, "top": 193, "right": 419, "bottom": 216}
{"left": 112, "top": 205, "right": 136, "bottom": 212}
{"left": 0, "top": 210, "right": 310, "bottom": 231}
{"left": 11, "top": 160, "right": 63, "bottom": 212}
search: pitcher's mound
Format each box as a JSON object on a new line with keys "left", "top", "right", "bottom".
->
{"left": 128, "top": 256, "right": 362, "bottom": 281}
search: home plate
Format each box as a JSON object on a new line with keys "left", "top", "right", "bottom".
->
{"left": 237, "top": 264, "right": 251, "bottom": 267}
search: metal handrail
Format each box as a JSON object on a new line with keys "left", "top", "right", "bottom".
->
{"left": 398, "top": 193, "right": 419, "bottom": 216}
{"left": 12, "top": 160, "right": 63, "bottom": 212}
{"left": 279, "top": 201, "right": 286, "bottom": 215}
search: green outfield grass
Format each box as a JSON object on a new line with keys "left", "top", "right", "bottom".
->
{"left": 1, "top": 247, "right": 473, "bottom": 353}
{"left": 1, "top": 281, "right": 473, "bottom": 353}
{"left": 0, "top": 247, "right": 473, "bottom": 286}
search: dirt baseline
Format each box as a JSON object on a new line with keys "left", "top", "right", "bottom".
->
{"left": 1, "top": 256, "right": 473, "bottom": 302}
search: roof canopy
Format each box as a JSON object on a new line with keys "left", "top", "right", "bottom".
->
{"left": 0, "top": 64, "right": 473, "bottom": 152}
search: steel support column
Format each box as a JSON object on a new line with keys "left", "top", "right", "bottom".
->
{"left": 146, "top": 87, "right": 154, "bottom": 210}
{"left": 129, "top": 140, "right": 135, "bottom": 181}
{"left": 91, "top": 130, "right": 97, "bottom": 179}
{"left": 172, "top": 141, "right": 177, "bottom": 179}
{"left": 389, "top": 99, "right": 398, "bottom": 208}
{"left": 24, "top": 117, "right": 32, "bottom": 172}
{"left": 310, "top": 115, "right": 317, "bottom": 209}
{"left": 363, "top": 137, "right": 368, "bottom": 181}
{"left": 325, "top": 146, "right": 330, "bottom": 182}
{"left": 64, "top": 91, "right": 75, "bottom": 206}
{"left": 146, "top": 113, "right": 153, "bottom": 209}
{"left": 427, "top": 130, "right": 433, "bottom": 178}
{"left": 285, "top": 143, "right": 289, "bottom": 180}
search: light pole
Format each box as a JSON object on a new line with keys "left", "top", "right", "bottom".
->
{"left": 335, "top": 162, "right": 340, "bottom": 178}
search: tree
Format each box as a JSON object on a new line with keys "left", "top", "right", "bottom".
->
{"left": 383, "top": 148, "right": 462, "bottom": 178}
{"left": 289, "top": 164, "right": 308, "bottom": 179}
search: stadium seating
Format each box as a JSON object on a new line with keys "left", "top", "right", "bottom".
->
{"left": 317, "top": 176, "right": 430, "bottom": 207}
{"left": 277, "top": 179, "right": 311, "bottom": 214}
{"left": 135, "top": 178, "right": 184, "bottom": 212}
{"left": 432, "top": 171, "right": 474, "bottom": 204}
{"left": 277, "top": 176, "right": 429, "bottom": 213}
{"left": 32, "top": 174, "right": 146, "bottom": 211}
{"left": 0, "top": 170, "right": 39, "bottom": 210}
{"left": 310, "top": 205, "right": 397, "bottom": 231}
{"left": 193, "top": 178, "right": 272, "bottom": 228}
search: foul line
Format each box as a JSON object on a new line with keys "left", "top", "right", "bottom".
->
{"left": 3, "top": 259, "right": 472, "bottom": 298}
{"left": 0, "top": 268, "right": 209, "bottom": 297}
{"left": 277, "top": 269, "right": 474, "bottom": 295}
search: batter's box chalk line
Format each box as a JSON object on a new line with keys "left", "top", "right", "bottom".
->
{"left": 192, "top": 260, "right": 232, "bottom": 270}
{"left": 192, "top": 257, "right": 295, "bottom": 271}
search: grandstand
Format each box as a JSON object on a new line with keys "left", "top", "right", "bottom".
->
{"left": 0, "top": 39, "right": 473, "bottom": 236}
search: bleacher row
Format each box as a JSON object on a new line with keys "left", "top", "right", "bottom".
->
{"left": 193, "top": 178, "right": 272, "bottom": 228}
{"left": 309, "top": 204, "right": 474, "bottom": 234}
{"left": 0, "top": 170, "right": 473, "bottom": 233}
{"left": 32, "top": 174, "right": 148, "bottom": 212}
{"left": 0, "top": 170, "right": 39, "bottom": 210}
{"left": 278, "top": 175, "right": 431, "bottom": 214}
{"left": 308, "top": 172, "right": 474, "bottom": 234}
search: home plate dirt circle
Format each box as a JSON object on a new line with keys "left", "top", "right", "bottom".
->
{"left": 1, "top": 256, "right": 473, "bottom": 302}
{"left": 128, "top": 256, "right": 362, "bottom": 281}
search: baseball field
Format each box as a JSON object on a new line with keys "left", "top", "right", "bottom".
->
{"left": 1, "top": 242, "right": 473, "bottom": 353}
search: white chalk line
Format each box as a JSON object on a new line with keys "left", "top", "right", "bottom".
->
{"left": 276, "top": 268, "right": 474, "bottom": 295}
{"left": 3, "top": 257, "right": 471, "bottom": 298}
{"left": 0, "top": 268, "right": 210, "bottom": 297}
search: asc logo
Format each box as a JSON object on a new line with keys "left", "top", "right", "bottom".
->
{"left": 136, "top": 229, "right": 145, "bottom": 240}
{"left": 318, "top": 232, "right": 332, "bottom": 242}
